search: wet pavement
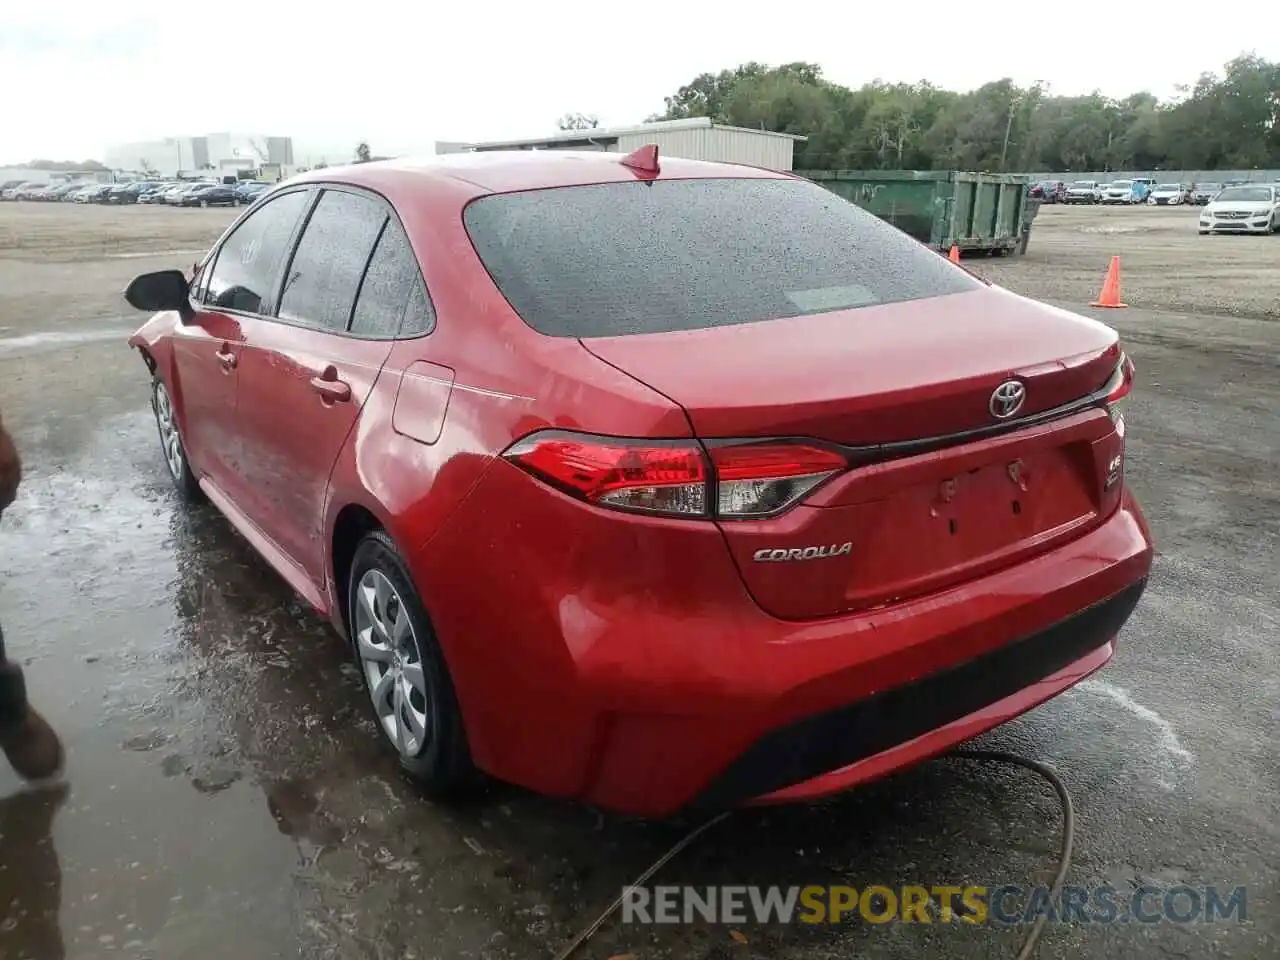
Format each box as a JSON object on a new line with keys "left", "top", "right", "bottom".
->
{"left": 0, "top": 202, "right": 1277, "bottom": 959}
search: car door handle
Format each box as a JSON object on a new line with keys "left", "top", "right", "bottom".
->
{"left": 215, "top": 345, "right": 237, "bottom": 369}
{"left": 310, "top": 372, "right": 351, "bottom": 403}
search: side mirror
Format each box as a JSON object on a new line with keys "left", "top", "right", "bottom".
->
{"left": 124, "top": 269, "right": 194, "bottom": 322}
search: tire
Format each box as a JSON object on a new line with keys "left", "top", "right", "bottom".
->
{"left": 151, "top": 375, "right": 203, "bottom": 502}
{"left": 348, "top": 530, "right": 477, "bottom": 795}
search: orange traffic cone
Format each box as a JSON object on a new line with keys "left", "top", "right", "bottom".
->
{"left": 1091, "top": 256, "right": 1128, "bottom": 308}
{"left": 948, "top": 245, "right": 961, "bottom": 263}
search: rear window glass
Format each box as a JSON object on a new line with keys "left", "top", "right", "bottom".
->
{"left": 462, "top": 177, "right": 981, "bottom": 338}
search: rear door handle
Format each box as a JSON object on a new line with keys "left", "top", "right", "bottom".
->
{"left": 310, "top": 367, "right": 351, "bottom": 403}
{"left": 215, "top": 344, "right": 237, "bottom": 369}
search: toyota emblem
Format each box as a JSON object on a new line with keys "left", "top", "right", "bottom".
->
{"left": 989, "top": 380, "right": 1026, "bottom": 419}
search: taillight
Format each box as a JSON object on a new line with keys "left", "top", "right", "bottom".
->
{"left": 502, "top": 432, "right": 847, "bottom": 520}
{"left": 708, "top": 442, "right": 848, "bottom": 518}
{"left": 1101, "top": 352, "right": 1135, "bottom": 425}
{"left": 502, "top": 431, "right": 708, "bottom": 517}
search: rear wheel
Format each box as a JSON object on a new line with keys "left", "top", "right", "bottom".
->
{"left": 348, "top": 530, "right": 477, "bottom": 795}
{"left": 151, "top": 376, "right": 203, "bottom": 502}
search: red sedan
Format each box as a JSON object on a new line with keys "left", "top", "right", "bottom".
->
{"left": 124, "top": 147, "right": 1153, "bottom": 817}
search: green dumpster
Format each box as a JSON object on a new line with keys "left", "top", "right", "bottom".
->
{"left": 797, "top": 169, "right": 1032, "bottom": 255}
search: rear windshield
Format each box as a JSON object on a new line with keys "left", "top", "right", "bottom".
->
{"left": 462, "top": 177, "right": 981, "bottom": 338}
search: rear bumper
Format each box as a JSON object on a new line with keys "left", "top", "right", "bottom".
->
{"left": 694, "top": 578, "right": 1143, "bottom": 811}
{"left": 415, "top": 469, "right": 1153, "bottom": 818}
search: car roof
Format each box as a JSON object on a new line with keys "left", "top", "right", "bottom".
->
{"left": 286, "top": 149, "right": 789, "bottom": 198}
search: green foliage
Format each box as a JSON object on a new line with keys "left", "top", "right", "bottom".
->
{"left": 653, "top": 55, "right": 1280, "bottom": 171}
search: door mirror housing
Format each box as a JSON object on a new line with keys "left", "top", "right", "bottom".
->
{"left": 124, "top": 269, "right": 194, "bottom": 322}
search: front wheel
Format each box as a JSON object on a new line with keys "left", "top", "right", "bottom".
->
{"left": 151, "top": 376, "right": 203, "bottom": 502}
{"left": 349, "top": 530, "right": 477, "bottom": 796}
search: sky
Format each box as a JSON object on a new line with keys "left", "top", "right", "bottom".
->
{"left": 0, "top": 2, "right": 1274, "bottom": 165}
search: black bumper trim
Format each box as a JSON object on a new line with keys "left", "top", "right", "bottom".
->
{"left": 688, "top": 578, "right": 1147, "bottom": 812}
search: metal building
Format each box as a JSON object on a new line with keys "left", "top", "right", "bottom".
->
{"left": 103, "top": 132, "right": 295, "bottom": 178}
{"left": 435, "top": 118, "right": 806, "bottom": 172}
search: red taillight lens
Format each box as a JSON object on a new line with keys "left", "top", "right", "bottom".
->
{"left": 502, "top": 431, "right": 708, "bottom": 517}
{"left": 1102, "top": 352, "right": 1135, "bottom": 424}
{"left": 710, "top": 442, "right": 847, "bottom": 517}
{"left": 503, "top": 432, "right": 848, "bottom": 519}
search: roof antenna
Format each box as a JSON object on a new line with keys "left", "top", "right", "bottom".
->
{"left": 620, "top": 144, "right": 659, "bottom": 176}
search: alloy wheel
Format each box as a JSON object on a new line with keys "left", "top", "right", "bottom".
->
{"left": 153, "top": 382, "right": 185, "bottom": 480}
{"left": 354, "top": 569, "right": 430, "bottom": 757}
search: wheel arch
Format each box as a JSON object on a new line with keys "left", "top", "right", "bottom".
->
{"left": 330, "top": 502, "right": 387, "bottom": 639}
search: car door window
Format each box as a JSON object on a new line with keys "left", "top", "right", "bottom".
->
{"left": 204, "top": 190, "right": 310, "bottom": 314}
{"left": 350, "top": 217, "right": 435, "bottom": 339}
{"left": 277, "top": 189, "right": 386, "bottom": 332}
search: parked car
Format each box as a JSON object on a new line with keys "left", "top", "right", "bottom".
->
{"left": 138, "top": 183, "right": 177, "bottom": 204}
{"left": 0, "top": 179, "right": 26, "bottom": 198}
{"left": 1146, "top": 183, "right": 1186, "bottom": 206}
{"left": 234, "top": 181, "right": 271, "bottom": 204}
{"left": 165, "top": 182, "right": 215, "bottom": 205}
{"left": 1100, "top": 180, "right": 1138, "bottom": 204}
{"left": 125, "top": 181, "right": 167, "bottom": 203}
{"left": 122, "top": 151, "right": 1153, "bottom": 817}
{"left": 1191, "top": 182, "right": 1222, "bottom": 205}
{"left": 1064, "top": 180, "right": 1101, "bottom": 204}
{"left": 161, "top": 183, "right": 201, "bottom": 205}
{"left": 72, "top": 184, "right": 110, "bottom": 203}
{"left": 46, "top": 182, "right": 86, "bottom": 201}
{"left": 1029, "top": 180, "right": 1066, "bottom": 203}
{"left": 179, "top": 183, "right": 239, "bottom": 207}
{"left": 1198, "top": 183, "right": 1280, "bottom": 235}
{"left": 12, "top": 182, "right": 50, "bottom": 200}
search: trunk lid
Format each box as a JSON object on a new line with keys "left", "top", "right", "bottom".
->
{"left": 579, "top": 286, "right": 1119, "bottom": 445}
{"left": 580, "top": 285, "right": 1127, "bottom": 619}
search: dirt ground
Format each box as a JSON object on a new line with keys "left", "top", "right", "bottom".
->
{"left": 0, "top": 199, "right": 1276, "bottom": 960}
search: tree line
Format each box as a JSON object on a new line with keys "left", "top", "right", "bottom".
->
{"left": 644, "top": 55, "right": 1280, "bottom": 173}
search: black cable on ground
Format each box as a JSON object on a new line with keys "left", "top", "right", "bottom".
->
{"left": 554, "top": 748, "right": 1076, "bottom": 960}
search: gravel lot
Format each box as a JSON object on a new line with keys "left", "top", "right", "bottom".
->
{"left": 0, "top": 199, "right": 1276, "bottom": 960}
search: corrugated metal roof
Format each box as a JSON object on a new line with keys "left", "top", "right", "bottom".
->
{"left": 441, "top": 117, "right": 806, "bottom": 152}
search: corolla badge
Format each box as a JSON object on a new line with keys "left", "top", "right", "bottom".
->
{"left": 989, "top": 380, "right": 1026, "bottom": 419}
{"left": 753, "top": 543, "right": 853, "bottom": 562}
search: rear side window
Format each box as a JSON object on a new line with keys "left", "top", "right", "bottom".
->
{"left": 205, "top": 189, "right": 310, "bottom": 314}
{"left": 350, "top": 218, "right": 434, "bottom": 339}
{"left": 278, "top": 189, "right": 387, "bottom": 332}
{"left": 462, "top": 177, "right": 981, "bottom": 338}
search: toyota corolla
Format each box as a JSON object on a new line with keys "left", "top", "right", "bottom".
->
{"left": 124, "top": 148, "right": 1154, "bottom": 817}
